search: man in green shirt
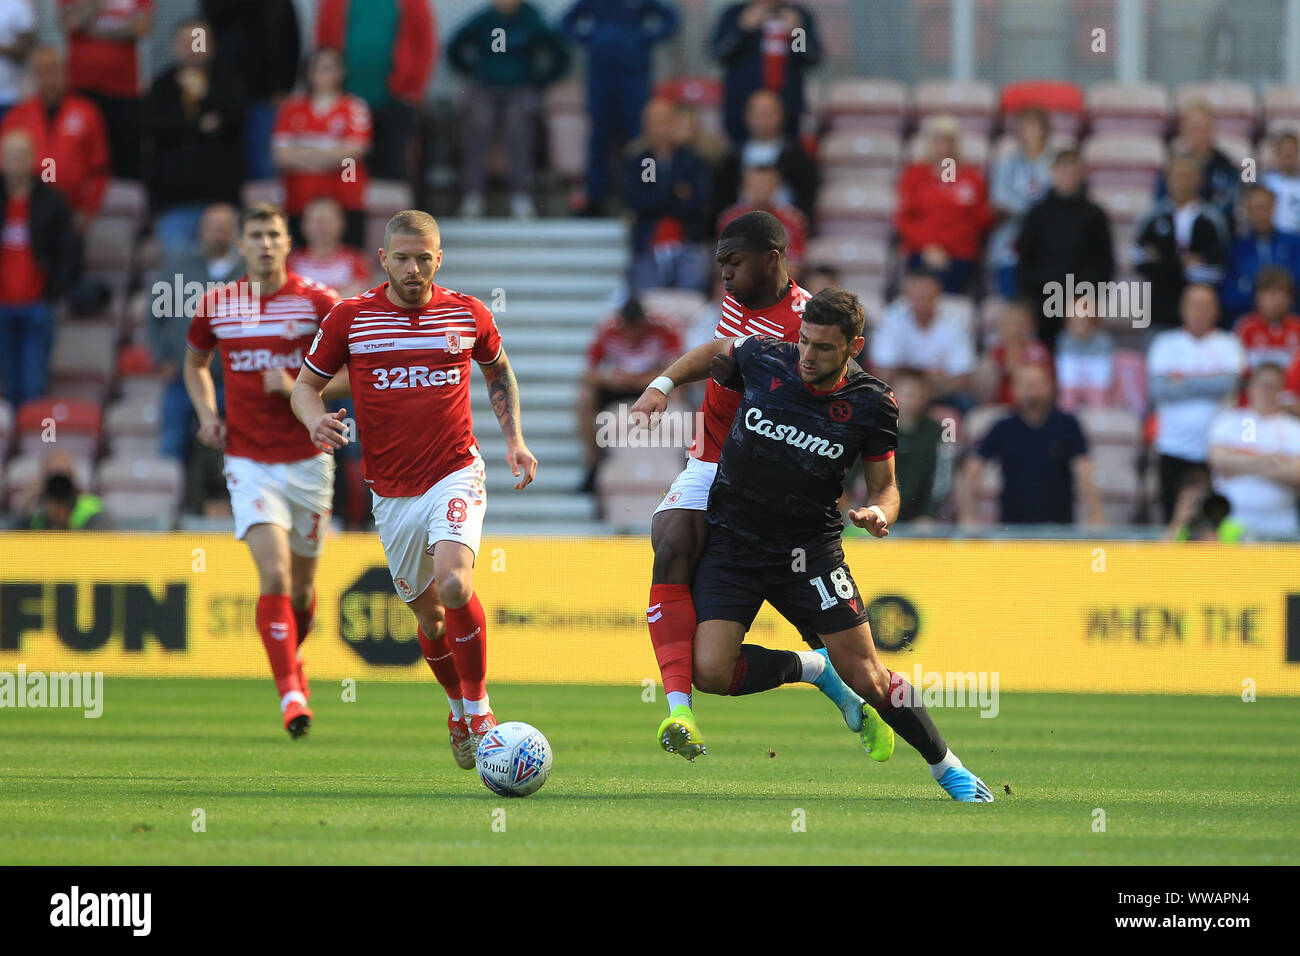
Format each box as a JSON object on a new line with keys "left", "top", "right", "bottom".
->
{"left": 25, "top": 472, "right": 110, "bottom": 531}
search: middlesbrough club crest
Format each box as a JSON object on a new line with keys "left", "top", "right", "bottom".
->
{"left": 445, "top": 331, "right": 461, "bottom": 354}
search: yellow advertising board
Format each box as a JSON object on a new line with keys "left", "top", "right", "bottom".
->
{"left": 1, "top": 533, "right": 1298, "bottom": 695}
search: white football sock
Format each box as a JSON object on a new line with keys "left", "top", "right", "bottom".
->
{"left": 463, "top": 695, "right": 491, "bottom": 717}
{"left": 280, "top": 690, "right": 307, "bottom": 712}
{"left": 796, "top": 650, "right": 826, "bottom": 683}
{"left": 666, "top": 691, "right": 692, "bottom": 711}
{"left": 447, "top": 696, "right": 465, "bottom": 720}
{"left": 929, "top": 748, "right": 962, "bottom": 780}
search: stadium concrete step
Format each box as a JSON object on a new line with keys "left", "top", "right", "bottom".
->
{"left": 470, "top": 381, "right": 578, "bottom": 406}
{"left": 437, "top": 275, "right": 622, "bottom": 302}
{"left": 495, "top": 328, "right": 592, "bottom": 352}
{"left": 500, "top": 353, "right": 587, "bottom": 381}
{"left": 438, "top": 218, "right": 627, "bottom": 248}
{"left": 468, "top": 406, "right": 576, "bottom": 439}
{"left": 481, "top": 492, "right": 596, "bottom": 523}
{"left": 436, "top": 245, "right": 627, "bottom": 274}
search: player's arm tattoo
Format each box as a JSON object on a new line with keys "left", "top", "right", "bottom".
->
{"left": 481, "top": 350, "right": 522, "bottom": 442}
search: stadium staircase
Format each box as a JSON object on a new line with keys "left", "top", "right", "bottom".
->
{"left": 435, "top": 218, "right": 628, "bottom": 536}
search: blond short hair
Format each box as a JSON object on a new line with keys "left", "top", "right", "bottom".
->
{"left": 384, "top": 209, "right": 440, "bottom": 250}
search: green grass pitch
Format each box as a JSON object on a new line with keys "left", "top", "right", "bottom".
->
{"left": 2, "top": 679, "right": 1298, "bottom": 865}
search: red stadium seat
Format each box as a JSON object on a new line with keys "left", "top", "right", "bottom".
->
{"left": 904, "top": 131, "right": 990, "bottom": 168}
{"left": 637, "top": 288, "right": 707, "bottom": 334}
{"left": 48, "top": 321, "right": 117, "bottom": 405}
{"left": 84, "top": 215, "right": 136, "bottom": 271}
{"left": 546, "top": 111, "right": 589, "bottom": 180}
{"left": 1091, "top": 184, "right": 1154, "bottom": 225}
{"left": 116, "top": 345, "right": 163, "bottom": 404}
{"left": 99, "top": 179, "right": 147, "bottom": 222}
{"left": 1082, "top": 133, "right": 1166, "bottom": 188}
{"left": 914, "top": 80, "right": 997, "bottom": 136}
{"left": 241, "top": 180, "right": 284, "bottom": 207}
{"left": 813, "top": 181, "right": 894, "bottom": 240}
{"left": 1175, "top": 82, "right": 1259, "bottom": 138}
{"left": 0, "top": 398, "right": 12, "bottom": 457}
{"left": 820, "top": 130, "right": 902, "bottom": 185}
{"left": 1263, "top": 85, "right": 1300, "bottom": 134}
{"left": 1087, "top": 82, "right": 1170, "bottom": 137}
{"left": 16, "top": 398, "right": 102, "bottom": 459}
{"left": 95, "top": 456, "right": 184, "bottom": 520}
{"left": 804, "top": 237, "right": 889, "bottom": 279}
{"left": 596, "top": 445, "right": 683, "bottom": 532}
{"left": 104, "top": 399, "right": 162, "bottom": 458}
{"left": 824, "top": 78, "right": 908, "bottom": 133}
{"left": 655, "top": 76, "right": 722, "bottom": 108}
{"left": 1000, "top": 79, "right": 1085, "bottom": 137}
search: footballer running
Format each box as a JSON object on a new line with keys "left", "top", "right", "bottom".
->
{"left": 292, "top": 210, "right": 538, "bottom": 768}
{"left": 638, "top": 211, "right": 881, "bottom": 760}
{"left": 183, "top": 203, "right": 348, "bottom": 739}
{"left": 634, "top": 288, "right": 993, "bottom": 802}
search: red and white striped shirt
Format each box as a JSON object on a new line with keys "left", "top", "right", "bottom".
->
{"left": 186, "top": 272, "right": 341, "bottom": 463}
{"left": 692, "top": 281, "right": 810, "bottom": 462}
{"left": 305, "top": 282, "right": 503, "bottom": 497}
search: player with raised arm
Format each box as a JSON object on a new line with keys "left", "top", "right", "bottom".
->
{"left": 639, "top": 211, "right": 879, "bottom": 761}
{"left": 184, "top": 203, "right": 348, "bottom": 739}
{"left": 291, "top": 210, "right": 538, "bottom": 769}
{"left": 634, "top": 288, "right": 993, "bottom": 801}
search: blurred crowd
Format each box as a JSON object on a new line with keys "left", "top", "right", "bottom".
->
{"left": 1, "top": 0, "right": 1299, "bottom": 537}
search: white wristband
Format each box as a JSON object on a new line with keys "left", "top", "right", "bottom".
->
{"left": 648, "top": 375, "right": 675, "bottom": 396}
{"left": 865, "top": 505, "right": 887, "bottom": 526}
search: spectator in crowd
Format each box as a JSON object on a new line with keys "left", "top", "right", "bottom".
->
{"left": 560, "top": 0, "right": 678, "bottom": 216}
{"left": 714, "top": 88, "right": 818, "bottom": 220}
{"left": 710, "top": 1, "right": 821, "bottom": 148}
{"left": 287, "top": 196, "right": 374, "bottom": 299}
{"left": 623, "top": 96, "right": 712, "bottom": 292}
{"left": 1055, "top": 294, "right": 1115, "bottom": 412}
{"left": 1, "top": 46, "right": 110, "bottom": 231}
{"left": 1207, "top": 362, "right": 1300, "bottom": 538}
{"left": 959, "top": 362, "right": 1103, "bottom": 526}
{"left": 1133, "top": 153, "right": 1229, "bottom": 329}
{"left": 716, "top": 165, "right": 807, "bottom": 271}
{"left": 1222, "top": 185, "right": 1300, "bottom": 321}
{"left": 894, "top": 114, "right": 991, "bottom": 294}
{"left": 1264, "top": 130, "right": 1300, "bottom": 234}
{"left": 674, "top": 101, "right": 728, "bottom": 171}
{"left": 976, "top": 298, "right": 1051, "bottom": 406}
{"left": 316, "top": 0, "right": 435, "bottom": 182}
{"left": 988, "top": 107, "right": 1053, "bottom": 298}
{"left": 1233, "top": 264, "right": 1300, "bottom": 376}
{"left": 802, "top": 263, "right": 841, "bottom": 296}
{"left": 1162, "top": 465, "right": 1245, "bottom": 542}
{"left": 20, "top": 469, "right": 110, "bottom": 530}
{"left": 1016, "top": 147, "right": 1114, "bottom": 348}
{"left": 59, "top": 0, "right": 151, "bottom": 180}
{"left": 1285, "top": 345, "right": 1300, "bottom": 413}
{"left": 0, "top": 128, "right": 79, "bottom": 408}
{"left": 576, "top": 296, "right": 682, "bottom": 493}
{"left": 1147, "top": 283, "right": 1245, "bottom": 521}
{"left": 202, "top": 0, "right": 301, "bottom": 183}
{"left": 149, "top": 201, "right": 239, "bottom": 462}
{"left": 0, "top": 0, "right": 33, "bottom": 124}
{"left": 273, "top": 47, "right": 371, "bottom": 248}
{"left": 145, "top": 19, "right": 246, "bottom": 258}
{"left": 1156, "top": 100, "right": 1238, "bottom": 230}
{"left": 448, "top": 0, "right": 570, "bottom": 220}
{"left": 870, "top": 267, "right": 975, "bottom": 411}
{"left": 892, "top": 366, "right": 953, "bottom": 523}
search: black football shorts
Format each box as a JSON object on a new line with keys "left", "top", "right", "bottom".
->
{"left": 692, "top": 529, "right": 871, "bottom": 639}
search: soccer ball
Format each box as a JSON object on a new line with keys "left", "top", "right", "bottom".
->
{"left": 474, "top": 721, "right": 552, "bottom": 797}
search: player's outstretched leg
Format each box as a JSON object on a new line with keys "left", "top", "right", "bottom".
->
{"left": 434, "top": 542, "right": 497, "bottom": 752}
{"left": 648, "top": 510, "right": 709, "bottom": 760}
{"left": 247, "top": 526, "right": 311, "bottom": 739}
{"left": 289, "top": 562, "right": 318, "bottom": 703}
{"left": 410, "top": 583, "right": 475, "bottom": 769}
{"left": 822, "top": 626, "right": 992, "bottom": 802}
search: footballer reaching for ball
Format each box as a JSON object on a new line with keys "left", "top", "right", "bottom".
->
{"left": 636, "top": 211, "right": 883, "bottom": 761}
{"left": 634, "top": 288, "right": 993, "bottom": 801}
{"left": 292, "top": 210, "right": 538, "bottom": 769}
{"left": 183, "top": 203, "right": 348, "bottom": 739}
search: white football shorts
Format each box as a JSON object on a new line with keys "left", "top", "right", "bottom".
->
{"left": 224, "top": 453, "right": 335, "bottom": 557}
{"left": 371, "top": 453, "right": 488, "bottom": 601}
{"left": 651, "top": 456, "right": 718, "bottom": 516}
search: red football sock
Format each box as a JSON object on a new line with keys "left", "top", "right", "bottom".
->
{"left": 647, "top": 583, "right": 695, "bottom": 700}
{"left": 417, "top": 626, "right": 462, "bottom": 701}
{"left": 444, "top": 592, "right": 488, "bottom": 703}
{"left": 256, "top": 594, "right": 302, "bottom": 700}
{"left": 293, "top": 590, "right": 316, "bottom": 647}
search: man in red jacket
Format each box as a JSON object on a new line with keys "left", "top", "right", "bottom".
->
{"left": 316, "top": 0, "right": 436, "bottom": 182}
{"left": 893, "top": 114, "right": 991, "bottom": 294}
{"left": 1, "top": 45, "right": 109, "bottom": 230}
